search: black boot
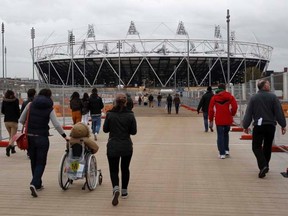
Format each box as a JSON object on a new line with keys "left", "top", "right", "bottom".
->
{"left": 11, "top": 146, "right": 16, "bottom": 154}
{"left": 6, "top": 146, "right": 11, "bottom": 157}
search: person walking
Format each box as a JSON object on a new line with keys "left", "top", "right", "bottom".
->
{"left": 126, "top": 93, "right": 134, "bottom": 111}
{"left": 19, "top": 88, "right": 69, "bottom": 197}
{"left": 243, "top": 79, "right": 286, "bottom": 178}
{"left": 148, "top": 94, "right": 154, "bottom": 107}
{"left": 208, "top": 83, "right": 238, "bottom": 159}
{"left": 81, "top": 92, "right": 90, "bottom": 125}
{"left": 166, "top": 94, "right": 173, "bottom": 114}
{"left": 173, "top": 93, "right": 181, "bottom": 114}
{"left": 197, "top": 86, "right": 214, "bottom": 132}
{"left": 1, "top": 90, "right": 20, "bottom": 157}
{"left": 89, "top": 88, "right": 104, "bottom": 141}
{"left": 157, "top": 93, "right": 162, "bottom": 107}
{"left": 21, "top": 88, "right": 37, "bottom": 114}
{"left": 103, "top": 93, "right": 137, "bottom": 206}
{"left": 70, "top": 91, "right": 82, "bottom": 125}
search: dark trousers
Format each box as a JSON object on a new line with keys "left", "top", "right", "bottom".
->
{"left": 216, "top": 125, "right": 230, "bottom": 155}
{"left": 203, "top": 112, "right": 208, "bottom": 131}
{"left": 175, "top": 104, "right": 180, "bottom": 114}
{"left": 252, "top": 125, "right": 276, "bottom": 170}
{"left": 28, "top": 136, "right": 49, "bottom": 189}
{"left": 107, "top": 154, "right": 132, "bottom": 190}
{"left": 167, "top": 103, "right": 172, "bottom": 114}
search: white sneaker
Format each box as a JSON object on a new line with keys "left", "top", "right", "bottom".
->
{"left": 220, "top": 155, "right": 226, "bottom": 159}
{"left": 225, "top": 151, "right": 230, "bottom": 157}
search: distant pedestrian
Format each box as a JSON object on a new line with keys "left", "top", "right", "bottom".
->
{"left": 157, "top": 93, "right": 162, "bottom": 107}
{"left": 143, "top": 94, "right": 148, "bottom": 106}
{"left": 166, "top": 94, "right": 173, "bottom": 114}
{"left": 243, "top": 79, "right": 286, "bottom": 178}
{"left": 138, "top": 95, "right": 142, "bottom": 105}
{"left": 103, "top": 93, "right": 137, "bottom": 206}
{"left": 208, "top": 83, "right": 238, "bottom": 159}
{"left": 197, "top": 86, "right": 214, "bottom": 132}
{"left": 173, "top": 93, "right": 181, "bottom": 114}
{"left": 126, "top": 93, "right": 134, "bottom": 111}
{"left": 89, "top": 88, "right": 104, "bottom": 141}
{"left": 81, "top": 92, "right": 90, "bottom": 125}
{"left": 148, "top": 94, "right": 154, "bottom": 107}
{"left": 1, "top": 90, "right": 20, "bottom": 157}
{"left": 21, "top": 88, "right": 37, "bottom": 114}
{"left": 19, "top": 88, "right": 69, "bottom": 197}
{"left": 70, "top": 92, "right": 82, "bottom": 125}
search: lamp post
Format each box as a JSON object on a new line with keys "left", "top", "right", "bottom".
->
{"left": 117, "top": 40, "right": 122, "bottom": 89}
{"left": 226, "top": 9, "right": 230, "bottom": 91}
{"left": 1, "top": 22, "right": 4, "bottom": 79}
{"left": 69, "top": 32, "right": 75, "bottom": 87}
{"left": 4, "top": 46, "right": 7, "bottom": 78}
{"left": 31, "top": 27, "right": 35, "bottom": 80}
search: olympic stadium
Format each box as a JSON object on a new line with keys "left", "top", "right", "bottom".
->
{"left": 33, "top": 21, "right": 273, "bottom": 87}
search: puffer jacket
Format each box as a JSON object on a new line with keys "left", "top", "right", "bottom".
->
{"left": 103, "top": 108, "right": 137, "bottom": 157}
{"left": 1, "top": 97, "right": 20, "bottom": 123}
{"left": 208, "top": 90, "right": 238, "bottom": 126}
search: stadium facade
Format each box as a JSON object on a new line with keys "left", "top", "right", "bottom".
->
{"left": 33, "top": 21, "right": 273, "bottom": 87}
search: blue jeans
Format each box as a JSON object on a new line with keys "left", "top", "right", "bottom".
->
{"left": 91, "top": 114, "right": 101, "bottom": 134}
{"left": 203, "top": 112, "right": 208, "bottom": 131}
{"left": 28, "top": 136, "right": 50, "bottom": 189}
{"left": 216, "top": 125, "right": 230, "bottom": 155}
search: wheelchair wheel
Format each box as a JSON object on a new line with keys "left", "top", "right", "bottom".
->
{"left": 58, "top": 153, "right": 71, "bottom": 190}
{"left": 86, "top": 154, "right": 97, "bottom": 191}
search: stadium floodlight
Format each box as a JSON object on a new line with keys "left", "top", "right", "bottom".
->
{"left": 127, "top": 21, "right": 138, "bottom": 35}
{"left": 176, "top": 21, "right": 188, "bottom": 36}
{"left": 214, "top": 25, "right": 221, "bottom": 39}
{"left": 87, "top": 24, "right": 95, "bottom": 38}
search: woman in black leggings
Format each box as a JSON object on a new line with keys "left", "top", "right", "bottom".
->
{"left": 103, "top": 93, "right": 137, "bottom": 206}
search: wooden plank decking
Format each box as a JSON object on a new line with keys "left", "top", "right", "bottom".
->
{"left": 0, "top": 105, "right": 288, "bottom": 216}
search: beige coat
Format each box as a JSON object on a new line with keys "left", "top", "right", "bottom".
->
{"left": 69, "top": 123, "right": 99, "bottom": 154}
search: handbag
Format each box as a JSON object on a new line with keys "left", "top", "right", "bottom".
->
{"left": 12, "top": 105, "right": 30, "bottom": 150}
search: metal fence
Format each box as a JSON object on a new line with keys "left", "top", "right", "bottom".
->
{"left": 1, "top": 72, "right": 288, "bottom": 145}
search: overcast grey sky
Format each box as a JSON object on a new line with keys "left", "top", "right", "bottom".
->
{"left": 0, "top": 0, "right": 287, "bottom": 79}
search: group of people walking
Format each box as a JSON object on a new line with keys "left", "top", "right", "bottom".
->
{"left": 197, "top": 81, "right": 286, "bottom": 179}
{"left": 1, "top": 87, "right": 137, "bottom": 207}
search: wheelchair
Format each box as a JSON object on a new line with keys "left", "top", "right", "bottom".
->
{"left": 58, "top": 141, "right": 102, "bottom": 191}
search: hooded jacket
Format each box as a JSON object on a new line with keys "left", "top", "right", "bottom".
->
{"left": 69, "top": 122, "right": 99, "bottom": 154}
{"left": 208, "top": 90, "right": 238, "bottom": 126}
{"left": 1, "top": 97, "right": 20, "bottom": 122}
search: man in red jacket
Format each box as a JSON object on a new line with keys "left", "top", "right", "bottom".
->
{"left": 208, "top": 83, "right": 238, "bottom": 159}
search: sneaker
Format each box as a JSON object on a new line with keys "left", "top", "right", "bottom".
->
{"left": 121, "top": 193, "right": 128, "bottom": 199}
{"left": 258, "top": 166, "right": 269, "bottom": 178}
{"left": 225, "top": 151, "right": 230, "bottom": 157}
{"left": 220, "top": 155, "right": 226, "bottom": 159}
{"left": 112, "top": 190, "right": 120, "bottom": 206}
{"left": 30, "top": 185, "right": 38, "bottom": 197}
{"left": 36, "top": 185, "right": 44, "bottom": 191}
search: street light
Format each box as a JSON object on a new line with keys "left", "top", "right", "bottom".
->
{"left": 117, "top": 40, "right": 122, "bottom": 89}
{"left": 226, "top": 9, "right": 231, "bottom": 91}
{"left": 1, "top": 22, "right": 4, "bottom": 79}
{"left": 69, "top": 31, "right": 75, "bottom": 86}
{"left": 31, "top": 27, "right": 35, "bottom": 80}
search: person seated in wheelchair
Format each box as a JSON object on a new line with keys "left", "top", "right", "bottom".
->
{"left": 69, "top": 122, "right": 99, "bottom": 155}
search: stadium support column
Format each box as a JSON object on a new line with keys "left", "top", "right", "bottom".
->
{"left": 226, "top": 9, "right": 230, "bottom": 91}
{"left": 31, "top": 27, "right": 35, "bottom": 81}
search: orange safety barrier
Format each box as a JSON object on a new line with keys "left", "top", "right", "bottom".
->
{"left": 272, "top": 145, "right": 288, "bottom": 152}
{"left": 240, "top": 134, "right": 252, "bottom": 140}
{"left": 0, "top": 141, "right": 9, "bottom": 147}
{"left": 282, "top": 103, "right": 288, "bottom": 117}
{"left": 231, "top": 127, "right": 244, "bottom": 132}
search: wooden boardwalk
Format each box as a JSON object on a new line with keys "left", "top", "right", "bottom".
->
{"left": 1, "top": 105, "right": 288, "bottom": 216}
